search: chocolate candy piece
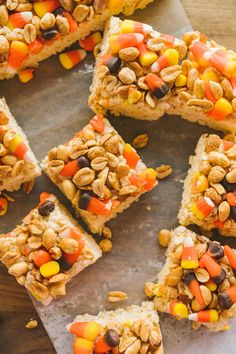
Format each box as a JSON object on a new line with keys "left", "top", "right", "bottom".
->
{"left": 222, "top": 176, "right": 236, "bottom": 192}
{"left": 78, "top": 193, "right": 91, "bottom": 210}
{"left": 107, "top": 56, "right": 121, "bottom": 74}
{"left": 207, "top": 242, "right": 224, "bottom": 259}
{"left": 42, "top": 27, "right": 58, "bottom": 40}
{"left": 152, "top": 84, "right": 169, "bottom": 99}
{"left": 218, "top": 291, "right": 234, "bottom": 310}
{"left": 77, "top": 156, "right": 90, "bottom": 169}
{"left": 230, "top": 206, "right": 236, "bottom": 221}
{"left": 104, "top": 329, "right": 120, "bottom": 348}
{"left": 38, "top": 201, "right": 55, "bottom": 216}
{"left": 58, "top": 257, "right": 71, "bottom": 272}
{"left": 54, "top": 7, "right": 64, "bottom": 16}
{"left": 183, "top": 271, "right": 196, "bottom": 285}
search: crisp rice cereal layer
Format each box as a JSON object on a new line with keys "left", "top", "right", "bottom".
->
{"left": 178, "top": 133, "right": 236, "bottom": 236}
{"left": 89, "top": 17, "right": 236, "bottom": 132}
{"left": 41, "top": 114, "right": 157, "bottom": 234}
{"left": 146, "top": 226, "right": 236, "bottom": 332}
{"left": 0, "top": 97, "right": 40, "bottom": 192}
{"left": 0, "top": 193, "right": 101, "bottom": 305}
{"left": 68, "top": 301, "right": 164, "bottom": 354}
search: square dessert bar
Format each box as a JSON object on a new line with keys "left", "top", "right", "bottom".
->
{"left": 0, "top": 97, "right": 40, "bottom": 192}
{"left": 0, "top": 0, "right": 154, "bottom": 80}
{"left": 0, "top": 192, "right": 102, "bottom": 305}
{"left": 89, "top": 17, "right": 236, "bottom": 132}
{"left": 178, "top": 133, "right": 236, "bottom": 236}
{"left": 67, "top": 302, "right": 164, "bottom": 354}
{"left": 146, "top": 226, "right": 236, "bottom": 332}
{"left": 42, "top": 114, "right": 157, "bottom": 234}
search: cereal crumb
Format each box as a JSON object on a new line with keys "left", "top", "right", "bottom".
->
{"left": 25, "top": 319, "right": 38, "bottom": 329}
{"left": 102, "top": 226, "right": 112, "bottom": 239}
{"left": 108, "top": 290, "right": 128, "bottom": 302}
{"left": 146, "top": 206, "right": 151, "bottom": 211}
{"left": 99, "top": 239, "right": 112, "bottom": 253}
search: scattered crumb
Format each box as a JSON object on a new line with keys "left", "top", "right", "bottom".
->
{"left": 146, "top": 206, "right": 151, "bottom": 211}
{"left": 99, "top": 239, "right": 112, "bottom": 253}
{"left": 25, "top": 319, "right": 38, "bottom": 329}
{"left": 2, "top": 193, "right": 15, "bottom": 202}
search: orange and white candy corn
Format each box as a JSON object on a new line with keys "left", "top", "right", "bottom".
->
{"left": 69, "top": 322, "right": 102, "bottom": 341}
{"left": 7, "top": 41, "right": 29, "bottom": 72}
{"left": 181, "top": 237, "right": 199, "bottom": 269}
{"left": 7, "top": 12, "right": 33, "bottom": 30}
{"left": 137, "top": 42, "right": 158, "bottom": 66}
{"left": 191, "top": 196, "right": 214, "bottom": 219}
{"left": 18, "top": 69, "right": 34, "bottom": 83}
{"left": 33, "top": 0, "right": 60, "bottom": 18}
{"left": 73, "top": 337, "right": 93, "bottom": 354}
{"left": 79, "top": 32, "right": 102, "bottom": 51}
{"left": 120, "top": 19, "right": 153, "bottom": 34}
{"left": 8, "top": 132, "right": 34, "bottom": 163}
{"left": 199, "top": 254, "right": 226, "bottom": 285}
{"left": 188, "top": 309, "right": 219, "bottom": 323}
{"left": 168, "top": 301, "right": 188, "bottom": 319}
{"left": 151, "top": 48, "right": 179, "bottom": 72}
{"left": 109, "top": 33, "right": 144, "bottom": 54}
{"left": 59, "top": 49, "right": 87, "bottom": 69}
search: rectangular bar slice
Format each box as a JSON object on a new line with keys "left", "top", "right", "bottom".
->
{"left": 146, "top": 226, "right": 236, "bottom": 332}
{"left": 89, "top": 17, "right": 236, "bottom": 132}
{"left": 178, "top": 133, "right": 236, "bottom": 237}
{"left": 41, "top": 113, "right": 157, "bottom": 234}
{"left": 0, "top": 97, "right": 40, "bottom": 192}
{"left": 0, "top": 0, "right": 154, "bottom": 80}
{"left": 67, "top": 301, "right": 164, "bottom": 354}
{"left": 0, "top": 192, "right": 102, "bottom": 305}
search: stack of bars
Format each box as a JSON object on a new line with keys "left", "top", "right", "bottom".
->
{"left": 90, "top": 17, "right": 236, "bottom": 131}
{"left": 0, "top": 0, "right": 154, "bottom": 79}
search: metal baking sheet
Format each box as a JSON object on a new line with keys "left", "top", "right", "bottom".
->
{"left": 1, "top": 0, "right": 235, "bottom": 353}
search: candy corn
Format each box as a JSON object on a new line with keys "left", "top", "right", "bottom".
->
{"left": 207, "top": 98, "right": 233, "bottom": 120}
{"left": 199, "top": 254, "right": 226, "bottom": 285}
{"left": 63, "top": 11, "right": 78, "bottom": 32}
{"left": 7, "top": 12, "right": 33, "bottom": 30}
{"left": 151, "top": 48, "right": 179, "bottom": 72}
{"left": 29, "top": 38, "right": 44, "bottom": 54}
{"left": 224, "top": 245, "right": 236, "bottom": 276}
{"left": 188, "top": 309, "right": 219, "bottom": 323}
{"left": 120, "top": 19, "right": 153, "bottom": 34}
{"left": 62, "top": 230, "right": 84, "bottom": 266}
{"left": 69, "top": 322, "right": 102, "bottom": 341}
{"left": 123, "top": 143, "right": 140, "bottom": 169}
{"left": 201, "top": 69, "right": 219, "bottom": 82}
{"left": 18, "top": 69, "right": 34, "bottom": 84}
{"left": 78, "top": 193, "right": 111, "bottom": 216}
{"left": 218, "top": 286, "right": 236, "bottom": 310}
{"left": 205, "top": 279, "right": 217, "bottom": 292}
{"left": 145, "top": 73, "right": 169, "bottom": 99}
{"left": 137, "top": 42, "right": 158, "bottom": 66}
{"left": 33, "top": 0, "right": 60, "bottom": 18}
{"left": 181, "top": 237, "right": 199, "bottom": 269}
{"left": 8, "top": 133, "right": 34, "bottom": 163}
{"left": 229, "top": 76, "right": 236, "bottom": 96}
{"left": 74, "top": 337, "right": 93, "bottom": 354}
{"left": 7, "top": 41, "right": 29, "bottom": 71}
{"left": 0, "top": 198, "right": 8, "bottom": 216}
{"left": 59, "top": 49, "right": 87, "bottom": 69}
{"left": 190, "top": 41, "right": 210, "bottom": 67}
{"left": 191, "top": 197, "right": 215, "bottom": 220}
{"left": 161, "top": 33, "right": 180, "bottom": 47}
{"left": 60, "top": 156, "right": 90, "bottom": 177}
{"left": 94, "top": 329, "right": 120, "bottom": 353}
{"left": 33, "top": 250, "right": 52, "bottom": 267}
{"left": 79, "top": 32, "right": 102, "bottom": 51}
{"left": 89, "top": 114, "right": 105, "bottom": 133}
{"left": 139, "top": 168, "right": 157, "bottom": 191}
{"left": 184, "top": 272, "right": 205, "bottom": 306}
{"left": 208, "top": 52, "right": 236, "bottom": 78}
{"left": 109, "top": 33, "right": 144, "bottom": 54}
{"left": 168, "top": 301, "right": 188, "bottom": 319}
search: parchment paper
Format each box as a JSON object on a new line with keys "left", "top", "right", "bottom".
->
{"left": 0, "top": 0, "right": 235, "bottom": 353}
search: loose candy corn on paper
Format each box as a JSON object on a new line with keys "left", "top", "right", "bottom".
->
{"left": 0, "top": 0, "right": 235, "bottom": 353}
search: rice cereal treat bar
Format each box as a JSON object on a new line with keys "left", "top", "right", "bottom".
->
{"left": 178, "top": 133, "right": 236, "bottom": 237}
{"left": 145, "top": 226, "right": 236, "bottom": 332}
{"left": 0, "top": 97, "right": 40, "bottom": 192}
{"left": 42, "top": 114, "right": 157, "bottom": 234}
{"left": 67, "top": 301, "right": 164, "bottom": 354}
{"left": 89, "top": 17, "right": 236, "bottom": 132}
{"left": 0, "top": 0, "right": 154, "bottom": 80}
{"left": 0, "top": 192, "right": 102, "bottom": 305}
